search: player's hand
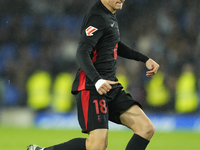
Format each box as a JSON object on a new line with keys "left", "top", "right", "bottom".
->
{"left": 95, "top": 79, "right": 118, "bottom": 95}
{"left": 145, "top": 58, "right": 159, "bottom": 77}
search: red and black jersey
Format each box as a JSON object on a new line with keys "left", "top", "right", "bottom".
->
{"left": 71, "top": 0, "right": 149, "bottom": 94}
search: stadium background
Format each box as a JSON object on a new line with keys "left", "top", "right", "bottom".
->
{"left": 0, "top": 0, "right": 200, "bottom": 149}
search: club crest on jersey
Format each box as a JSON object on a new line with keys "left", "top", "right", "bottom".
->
{"left": 85, "top": 26, "right": 98, "bottom": 36}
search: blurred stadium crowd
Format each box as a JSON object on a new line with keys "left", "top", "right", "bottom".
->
{"left": 0, "top": 0, "right": 200, "bottom": 114}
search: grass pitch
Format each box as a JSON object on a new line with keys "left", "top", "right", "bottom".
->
{"left": 1, "top": 126, "right": 200, "bottom": 150}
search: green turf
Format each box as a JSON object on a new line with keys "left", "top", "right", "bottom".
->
{"left": 1, "top": 126, "right": 200, "bottom": 150}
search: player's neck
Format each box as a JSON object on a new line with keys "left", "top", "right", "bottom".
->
{"left": 100, "top": 0, "right": 117, "bottom": 14}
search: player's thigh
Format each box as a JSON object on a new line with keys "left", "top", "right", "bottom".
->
{"left": 120, "top": 105, "right": 155, "bottom": 137}
{"left": 86, "top": 129, "right": 108, "bottom": 150}
{"left": 76, "top": 90, "right": 109, "bottom": 133}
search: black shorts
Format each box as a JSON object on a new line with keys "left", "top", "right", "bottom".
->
{"left": 75, "top": 87, "right": 141, "bottom": 133}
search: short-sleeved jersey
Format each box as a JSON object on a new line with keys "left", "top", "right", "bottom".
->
{"left": 71, "top": 0, "right": 149, "bottom": 94}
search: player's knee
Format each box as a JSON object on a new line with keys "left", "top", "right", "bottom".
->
{"left": 96, "top": 141, "right": 107, "bottom": 150}
{"left": 132, "top": 120, "right": 155, "bottom": 140}
{"left": 86, "top": 139, "right": 107, "bottom": 150}
{"left": 91, "top": 139, "right": 108, "bottom": 150}
{"left": 140, "top": 121, "right": 155, "bottom": 139}
{"left": 145, "top": 121, "right": 155, "bottom": 137}
{"left": 86, "top": 129, "right": 108, "bottom": 150}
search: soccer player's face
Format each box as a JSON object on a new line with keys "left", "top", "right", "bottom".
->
{"left": 102, "top": 0, "right": 125, "bottom": 13}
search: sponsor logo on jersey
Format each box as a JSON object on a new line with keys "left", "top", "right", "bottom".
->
{"left": 85, "top": 26, "right": 98, "bottom": 36}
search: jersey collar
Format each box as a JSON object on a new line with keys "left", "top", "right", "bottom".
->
{"left": 98, "top": 0, "right": 116, "bottom": 15}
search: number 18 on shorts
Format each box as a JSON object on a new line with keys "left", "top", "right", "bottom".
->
{"left": 75, "top": 90, "right": 109, "bottom": 133}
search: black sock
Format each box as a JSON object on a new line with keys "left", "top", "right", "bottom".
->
{"left": 44, "top": 138, "right": 86, "bottom": 150}
{"left": 125, "top": 134, "right": 149, "bottom": 150}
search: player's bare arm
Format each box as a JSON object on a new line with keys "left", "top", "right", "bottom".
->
{"left": 145, "top": 58, "right": 160, "bottom": 77}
